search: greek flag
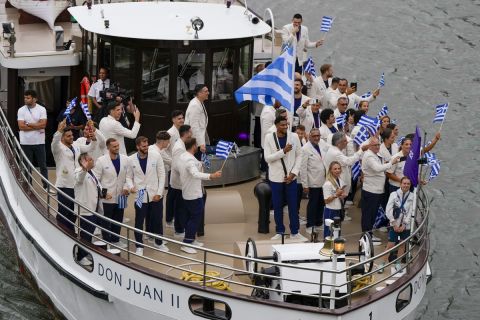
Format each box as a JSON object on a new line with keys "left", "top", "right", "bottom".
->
{"left": 352, "top": 161, "right": 361, "bottom": 181}
{"left": 432, "top": 103, "right": 448, "bottom": 123}
{"left": 424, "top": 152, "right": 441, "bottom": 181}
{"left": 135, "top": 189, "right": 145, "bottom": 209}
{"left": 378, "top": 72, "right": 385, "bottom": 88}
{"left": 353, "top": 126, "right": 370, "bottom": 146}
{"left": 374, "top": 206, "right": 388, "bottom": 229}
{"left": 215, "top": 140, "right": 234, "bottom": 160}
{"left": 360, "top": 92, "right": 372, "bottom": 100}
{"left": 118, "top": 194, "right": 128, "bottom": 209}
{"left": 304, "top": 57, "right": 316, "bottom": 76}
{"left": 320, "top": 16, "right": 334, "bottom": 32}
{"left": 358, "top": 115, "right": 380, "bottom": 136}
{"left": 81, "top": 102, "right": 92, "bottom": 120}
{"left": 336, "top": 113, "right": 346, "bottom": 128}
{"left": 64, "top": 97, "right": 77, "bottom": 123}
{"left": 376, "top": 104, "right": 389, "bottom": 119}
{"left": 235, "top": 46, "right": 295, "bottom": 112}
{"left": 201, "top": 153, "right": 211, "bottom": 170}
{"left": 397, "top": 135, "right": 405, "bottom": 145}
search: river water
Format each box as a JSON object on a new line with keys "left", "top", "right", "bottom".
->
{"left": 1, "top": 0, "right": 479, "bottom": 319}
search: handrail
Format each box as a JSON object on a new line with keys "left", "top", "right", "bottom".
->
{"left": 0, "top": 106, "right": 431, "bottom": 309}
{"left": 261, "top": 8, "right": 275, "bottom": 61}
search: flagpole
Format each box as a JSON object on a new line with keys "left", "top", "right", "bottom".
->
{"left": 438, "top": 118, "right": 446, "bottom": 133}
{"left": 219, "top": 157, "right": 228, "bottom": 171}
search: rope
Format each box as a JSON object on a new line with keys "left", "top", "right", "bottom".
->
{"left": 181, "top": 270, "right": 232, "bottom": 291}
{"left": 351, "top": 274, "right": 374, "bottom": 292}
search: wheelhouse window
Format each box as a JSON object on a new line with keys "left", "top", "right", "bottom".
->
{"left": 238, "top": 44, "right": 252, "bottom": 88}
{"left": 179, "top": 51, "right": 206, "bottom": 102}
{"left": 142, "top": 49, "right": 171, "bottom": 102}
{"left": 211, "top": 48, "right": 234, "bottom": 101}
{"left": 112, "top": 45, "right": 136, "bottom": 94}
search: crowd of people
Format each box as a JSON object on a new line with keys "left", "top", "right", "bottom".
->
{"left": 16, "top": 13, "right": 441, "bottom": 270}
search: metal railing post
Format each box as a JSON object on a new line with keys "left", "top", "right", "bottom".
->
{"left": 77, "top": 206, "right": 81, "bottom": 240}
{"left": 47, "top": 185, "right": 51, "bottom": 216}
{"left": 127, "top": 228, "right": 131, "bottom": 261}
{"left": 202, "top": 251, "right": 207, "bottom": 288}
{"left": 318, "top": 270, "right": 323, "bottom": 308}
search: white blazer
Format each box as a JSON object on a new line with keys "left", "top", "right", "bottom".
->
{"left": 386, "top": 189, "right": 414, "bottom": 228}
{"left": 74, "top": 168, "right": 101, "bottom": 216}
{"left": 127, "top": 152, "right": 165, "bottom": 203}
{"left": 280, "top": 23, "right": 316, "bottom": 65}
{"left": 296, "top": 105, "right": 321, "bottom": 134}
{"left": 319, "top": 123, "right": 338, "bottom": 143}
{"left": 185, "top": 97, "right": 209, "bottom": 146}
{"left": 75, "top": 129, "right": 107, "bottom": 160}
{"left": 300, "top": 141, "right": 327, "bottom": 188}
{"left": 99, "top": 115, "right": 141, "bottom": 155}
{"left": 264, "top": 131, "right": 302, "bottom": 183}
{"left": 293, "top": 94, "right": 311, "bottom": 127}
{"left": 260, "top": 105, "right": 276, "bottom": 149}
{"left": 324, "top": 145, "right": 363, "bottom": 194}
{"left": 362, "top": 149, "right": 392, "bottom": 194}
{"left": 52, "top": 131, "right": 95, "bottom": 189}
{"left": 166, "top": 125, "right": 180, "bottom": 159}
{"left": 169, "top": 139, "right": 186, "bottom": 189}
{"left": 179, "top": 152, "right": 211, "bottom": 200}
{"left": 310, "top": 77, "right": 332, "bottom": 100}
{"left": 93, "top": 154, "right": 130, "bottom": 204}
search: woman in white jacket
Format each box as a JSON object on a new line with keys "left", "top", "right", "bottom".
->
{"left": 378, "top": 176, "right": 414, "bottom": 273}
{"left": 322, "top": 161, "right": 347, "bottom": 238}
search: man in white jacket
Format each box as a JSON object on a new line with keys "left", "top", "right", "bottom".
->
{"left": 74, "top": 153, "right": 102, "bottom": 266}
{"left": 264, "top": 116, "right": 307, "bottom": 241}
{"left": 300, "top": 128, "right": 328, "bottom": 233}
{"left": 185, "top": 84, "right": 209, "bottom": 155}
{"left": 310, "top": 64, "right": 334, "bottom": 100}
{"left": 99, "top": 102, "right": 141, "bottom": 155}
{"left": 296, "top": 98, "right": 322, "bottom": 135}
{"left": 127, "top": 136, "right": 166, "bottom": 256}
{"left": 75, "top": 123, "right": 106, "bottom": 160}
{"left": 94, "top": 138, "right": 130, "bottom": 248}
{"left": 179, "top": 138, "right": 222, "bottom": 254}
{"left": 281, "top": 13, "right": 323, "bottom": 72}
{"left": 52, "top": 120, "right": 96, "bottom": 232}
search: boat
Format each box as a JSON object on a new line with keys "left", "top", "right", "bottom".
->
{"left": 0, "top": 1, "right": 432, "bottom": 319}
{"left": 7, "top": 0, "right": 70, "bottom": 30}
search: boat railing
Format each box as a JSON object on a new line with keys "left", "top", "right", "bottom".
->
{"left": 0, "top": 106, "right": 430, "bottom": 310}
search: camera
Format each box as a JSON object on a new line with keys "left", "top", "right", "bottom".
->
{"left": 100, "top": 82, "right": 133, "bottom": 107}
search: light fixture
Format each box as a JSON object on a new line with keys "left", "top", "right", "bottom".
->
{"left": 2, "top": 22, "right": 14, "bottom": 38}
{"left": 333, "top": 238, "right": 345, "bottom": 255}
{"left": 183, "top": 40, "right": 189, "bottom": 46}
{"left": 190, "top": 17, "right": 204, "bottom": 39}
{"left": 104, "top": 19, "right": 109, "bottom": 29}
{"left": 225, "top": 0, "right": 233, "bottom": 8}
{"left": 251, "top": 16, "right": 259, "bottom": 24}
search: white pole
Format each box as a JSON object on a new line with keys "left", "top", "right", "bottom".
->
{"left": 329, "top": 254, "right": 337, "bottom": 310}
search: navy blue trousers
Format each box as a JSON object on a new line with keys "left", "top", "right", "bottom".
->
{"left": 306, "top": 187, "right": 325, "bottom": 228}
{"left": 134, "top": 201, "right": 164, "bottom": 247}
{"left": 270, "top": 180, "right": 299, "bottom": 234}
{"left": 101, "top": 203, "right": 124, "bottom": 243}
{"left": 165, "top": 171, "right": 175, "bottom": 223}
{"left": 323, "top": 207, "right": 342, "bottom": 238}
{"left": 56, "top": 187, "right": 76, "bottom": 232}
{"left": 361, "top": 190, "right": 383, "bottom": 233}
{"left": 167, "top": 187, "right": 186, "bottom": 234}
{"left": 183, "top": 198, "right": 204, "bottom": 243}
{"left": 77, "top": 215, "right": 97, "bottom": 261}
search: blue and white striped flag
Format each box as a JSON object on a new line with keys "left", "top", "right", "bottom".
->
{"left": 235, "top": 46, "right": 295, "bottom": 112}
{"left": 424, "top": 152, "right": 441, "bottom": 181}
{"left": 378, "top": 72, "right": 385, "bottom": 88}
{"left": 81, "top": 102, "right": 92, "bottom": 120}
{"left": 352, "top": 161, "right": 361, "bottom": 181}
{"left": 320, "top": 16, "right": 334, "bottom": 32}
{"left": 432, "top": 103, "right": 448, "bottom": 123}
{"left": 336, "top": 113, "right": 346, "bottom": 128}
{"left": 396, "top": 135, "right": 405, "bottom": 145}
{"left": 374, "top": 206, "right": 388, "bottom": 229}
{"left": 215, "top": 140, "right": 234, "bottom": 160}
{"left": 201, "top": 153, "right": 211, "bottom": 170}
{"left": 118, "top": 194, "right": 128, "bottom": 209}
{"left": 376, "top": 104, "right": 389, "bottom": 119}
{"left": 361, "top": 92, "right": 372, "bottom": 100}
{"left": 353, "top": 126, "right": 370, "bottom": 146}
{"left": 64, "top": 97, "right": 77, "bottom": 123}
{"left": 303, "top": 57, "right": 316, "bottom": 77}
{"left": 135, "top": 189, "right": 145, "bottom": 209}
{"left": 358, "top": 115, "right": 380, "bottom": 136}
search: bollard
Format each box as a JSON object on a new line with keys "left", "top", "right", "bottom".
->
{"left": 254, "top": 181, "right": 271, "bottom": 234}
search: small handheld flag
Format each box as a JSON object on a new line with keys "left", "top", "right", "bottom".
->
{"left": 378, "top": 72, "right": 385, "bottom": 88}
{"left": 336, "top": 113, "right": 346, "bottom": 128}
{"left": 320, "top": 16, "right": 334, "bottom": 32}
{"left": 374, "top": 206, "right": 388, "bottom": 229}
{"left": 358, "top": 115, "right": 380, "bottom": 136}
{"left": 376, "top": 104, "right": 389, "bottom": 119}
{"left": 64, "top": 97, "right": 77, "bottom": 124}
{"left": 424, "top": 152, "right": 441, "bottom": 181}
{"left": 201, "top": 153, "right": 211, "bottom": 170}
{"left": 360, "top": 92, "right": 372, "bottom": 100}
{"left": 303, "top": 57, "right": 316, "bottom": 77}
{"left": 432, "top": 103, "right": 448, "bottom": 124}
{"left": 118, "top": 194, "right": 128, "bottom": 209}
{"left": 215, "top": 140, "right": 234, "bottom": 160}
{"left": 81, "top": 102, "right": 92, "bottom": 120}
{"left": 135, "top": 189, "right": 145, "bottom": 208}
{"left": 352, "top": 161, "right": 361, "bottom": 181}
{"left": 353, "top": 126, "right": 370, "bottom": 146}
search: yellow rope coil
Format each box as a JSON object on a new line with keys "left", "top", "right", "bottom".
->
{"left": 352, "top": 274, "right": 374, "bottom": 292}
{"left": 181, "top": 270, "right": 232, "bottom": 291}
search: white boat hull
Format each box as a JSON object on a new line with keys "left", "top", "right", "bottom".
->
{"left": 0, "top": 143, "right": 428, "bottom": 320}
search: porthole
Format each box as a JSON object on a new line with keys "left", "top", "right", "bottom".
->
{"left": 396, "top": 284, "right": 412, "bottom": 312}
{"left": 188, "top": 295, "right": 232, "bottom": 320}
{"left": 73, "top": 244, "right": 94, "bottom": 273}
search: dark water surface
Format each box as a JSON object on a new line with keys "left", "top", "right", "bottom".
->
{"left": 1, "top": 0, "right": 479, "bottom": 319}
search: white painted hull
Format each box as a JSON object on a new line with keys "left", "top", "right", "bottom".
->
{"left": 0, "top": 143, "right": 428, "bottom": 320}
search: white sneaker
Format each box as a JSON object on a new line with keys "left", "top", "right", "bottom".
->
{"left": 47, "top": 188, "right": 57, "bottom": 196}
{"left": 270, "top": 210, "right": 275, "bottom": 216}
{"left": 379, "top": 227, "right": 388, "bottom": 233}
{"left": 373, "top": 241, "right": 382, "bottom": 246}
{"left": 343, "top": 215, "right": 352, "bottom": 221}
{"left": 154, "top": 243, "right": 169, "bottom": 252}
{"left": 345, "top": 200, "right": 354, "bottom": 206}
{"left": 135, "top": 248, "right": 144, "bottom": 256}
{"left": 372, "top": 236, "right": 382, "bottom": 242}
{"left": 94, "top": 227, "right": 101, "bottom": 235}
{"left": 174, "top": 232, "right": 185, "bottom": 239}
{"left": 192, "top": 240, "right": 204, "bottom": 247}
{"left": 111, "top": 241, "right": 127, "bottom": 249}
{"left": 181, "top": 246, "right": 197, "bottom": 254}
{"left": 166, "top": 220, "right": 174, "bottom": 228}
{"left": 299, "top": 216, "right": 307, "bottom": 225}
{"left": 283, "top": 206, "right": 288, "bottom": 214}
{"left": 123, "top": 217, "right": 130, "bottom": 223}
{"left": 290, "top": 233, "right": 308, "bottom": 242}
{"left": 270, "top": 233, "right": 283, "bottom": 240}
{"left": 305, "top": 227, "right": 316, "bottom": 234}
{"left": 78, "top": 257, "right": 92, "bottom": 266}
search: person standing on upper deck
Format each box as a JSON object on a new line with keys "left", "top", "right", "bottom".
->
{"left": 17, "top": 89, "right": 49, "bottom": 191}
{"left": 88, "top": 67, "right": 110, "bottom": 114}
{"left": 185, "top": 84, "right": 209, "bottom": 158}
{"left": 281, "top": 13, "right": 324, "bottom": 73}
